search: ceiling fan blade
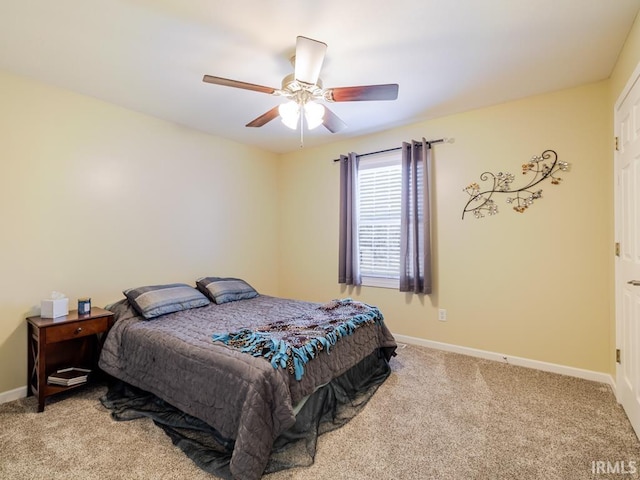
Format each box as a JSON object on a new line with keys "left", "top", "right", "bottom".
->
{"left": 246, "top": 106, "right": 280, "bottom": 128}
{"left": 203, "top": 75, "right": 276, "bottom": 95}
{"left": 322, "top": 106, "right": 347, "bottom": 133}
{"left": 294, "top": 36, "right": 327, "bottom": 85}
{"left": 328, "top": 84, "right": 399, "bottom": 102}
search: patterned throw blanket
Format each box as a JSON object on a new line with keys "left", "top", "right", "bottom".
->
{"left": 212, "top": 298, "right": 384, "bottom": 380}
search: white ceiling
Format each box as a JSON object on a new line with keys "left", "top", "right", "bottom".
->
{"left": 0, "top": 0, "right": 638, "bottom": 153}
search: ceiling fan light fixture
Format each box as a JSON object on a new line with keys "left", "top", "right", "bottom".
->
{"left": 278, "top": 101, "right": 300, "bottom": 129}
{"left": 304, "top": 101, "right": 325, "bottom": 130}
{"left": 203, "top": 36, "right": 399, "bottom": 137}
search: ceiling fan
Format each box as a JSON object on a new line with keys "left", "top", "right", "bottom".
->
{"left": 202, "top": 36, "right": 399, "bottom": 134}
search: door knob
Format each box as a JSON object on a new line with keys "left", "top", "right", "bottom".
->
{"left": 628, "top": 280, "right": 640, "bottom": 286}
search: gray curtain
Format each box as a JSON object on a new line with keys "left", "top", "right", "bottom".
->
{"left": 399, "top": 139, "right": 432, "bottom": 294}
{"left": 338, "top": 152, "right": 361, "bottom": 286}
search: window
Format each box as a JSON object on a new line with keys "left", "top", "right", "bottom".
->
{"left": 357, "top": 151, "right": 401, "bottom": 288}
{"left": 339, "top": 142, "right": 431, "bottom": 293}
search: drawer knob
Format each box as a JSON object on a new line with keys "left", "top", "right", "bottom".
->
{"left": 75, "top": 327, "right": 83, "bottom": 334}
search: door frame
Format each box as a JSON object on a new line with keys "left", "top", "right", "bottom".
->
{"left": 614, "top": 58, "right": 640, "bottom": 412}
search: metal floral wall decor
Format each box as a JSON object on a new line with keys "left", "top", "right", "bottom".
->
{"left": 462, "top": 149, "right": 570, "bottom": 219}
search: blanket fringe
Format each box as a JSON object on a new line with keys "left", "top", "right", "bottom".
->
{"left": 212, "top": 299, "right": 384, "bottom": 381}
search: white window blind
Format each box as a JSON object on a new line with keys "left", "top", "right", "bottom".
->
{"left": 357, "top": 152, "right": 401, "bottom": 284}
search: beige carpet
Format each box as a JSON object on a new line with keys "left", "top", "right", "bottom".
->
{"left": 1, "top": 344, "right": 639, "bottom": 480}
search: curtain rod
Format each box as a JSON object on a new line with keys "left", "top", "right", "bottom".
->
{"left": 332, "top": 137, "right": 453, "bottom": 162}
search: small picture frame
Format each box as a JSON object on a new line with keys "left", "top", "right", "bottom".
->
{"left": 78, "top": 298, "right": 91, "bottom": 315}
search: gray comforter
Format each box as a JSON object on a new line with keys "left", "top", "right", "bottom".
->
{"left": 99, "top": 295, "right": 396, "bottom": 480}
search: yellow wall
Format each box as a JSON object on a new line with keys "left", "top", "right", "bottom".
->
{"left": 610, "top": 11, "right": 640, "bottom": 106}
{"left": 0, "top": 71, "right": 280, "bottom": 393}
{"left": 278, "top": 81, "right": 612, "bottom": 373}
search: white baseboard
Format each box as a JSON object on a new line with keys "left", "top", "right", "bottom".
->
{"left": 1, "top": 336, "right": 617, "bottom": 404}
{"left": 393, "top": 334, "right": 616, "bottom": 392}
{"left": 0, "top": 386, "right": 28, "bottom": 405}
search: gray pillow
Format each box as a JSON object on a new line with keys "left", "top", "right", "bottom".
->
{"left": 124, "top": 283, "right": 210, "bottom": 319}
{"left": 196, "top": 277, "right": 259, "bottom": 304}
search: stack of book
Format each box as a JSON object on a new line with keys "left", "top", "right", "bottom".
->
{"left": 47, "top": 367, "right": 91, "bottom": 386}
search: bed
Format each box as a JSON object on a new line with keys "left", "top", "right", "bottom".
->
{"left": 98, "top": 280, "right": 397, "bottom": 480}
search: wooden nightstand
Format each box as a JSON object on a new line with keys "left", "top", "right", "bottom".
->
{"left": 26, "top": 307, "right": 115, "bottom": 412}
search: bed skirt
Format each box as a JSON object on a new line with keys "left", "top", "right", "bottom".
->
{"left": 100, "top": 349, "right": 392, "bottom": 479}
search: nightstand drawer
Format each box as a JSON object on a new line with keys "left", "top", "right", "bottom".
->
{"left": 46, "top": 317, "right": 109, "bottom": 344}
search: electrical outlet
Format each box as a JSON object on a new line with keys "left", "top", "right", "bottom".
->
{"left": 438, "top": 308, "right": 447, "bottom": 321}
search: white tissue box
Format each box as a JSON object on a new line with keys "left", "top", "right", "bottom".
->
{"left": 41, "top": 298, "right": 69, "bottom": 318}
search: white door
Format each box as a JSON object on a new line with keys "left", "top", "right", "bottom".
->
{"left": 615, "top": 65, "right": 640, "bottom": 440}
